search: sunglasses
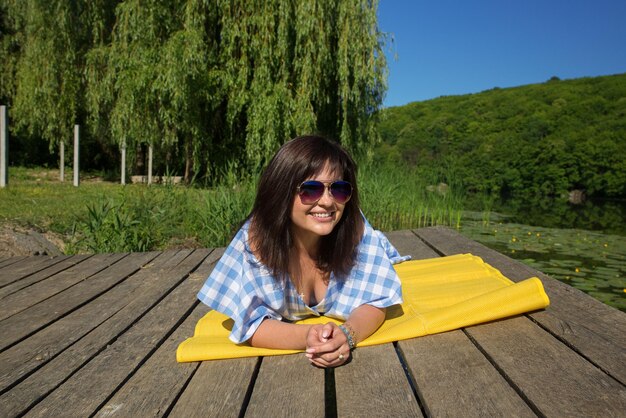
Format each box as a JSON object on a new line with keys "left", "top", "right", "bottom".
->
{"left": 297, "top": 180, "right": 353, "bottom": 205}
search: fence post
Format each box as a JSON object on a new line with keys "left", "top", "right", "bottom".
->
{"left": 121, "top": 144, "right": 126, "bottom": 185}
{"left": 73, "top": 124, "right": 80, "bottom": 187}
{"left": 148, "top": 144, "right": 153, "bottom": 185}
{"left": 0, "top": 106, "right": 7, "bottom": 188}
{"left": 60, "top": 141, "right": 65, "bottom": 182}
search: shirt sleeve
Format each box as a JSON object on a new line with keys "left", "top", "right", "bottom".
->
{"left": 197, "top": 226, "right": 282, "bottom": 344}
{"left": 374, "top": 230, "right": 412, "bottom": 264}
{"left": 328, "top": 218, "right": 406, "bottom": 317}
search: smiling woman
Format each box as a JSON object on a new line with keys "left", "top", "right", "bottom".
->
{"left": 196, "top": 135, "right": 411, "bottom": 368}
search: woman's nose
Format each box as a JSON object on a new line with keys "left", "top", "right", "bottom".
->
{"left": 317, "top": 187, "right": 334, "bottom": 205}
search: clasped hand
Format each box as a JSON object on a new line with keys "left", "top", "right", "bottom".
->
{"left": 305, "top": 323, "right": 350, "bottom": 368}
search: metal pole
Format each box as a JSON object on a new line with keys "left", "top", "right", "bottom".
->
{"left": 148, "top": 144, "right": 153, "bottom": 185}
{"left": 60, "top": 141, "right": 65, "bottom": 182}
{"left": 73, "top": 124, "right": 80, "bottom": 187}
{"left": 121, "top": 145, "right": 126, "bottom": 185}
{"left": 0, "top": 106, "right": 7, "bottom": 188}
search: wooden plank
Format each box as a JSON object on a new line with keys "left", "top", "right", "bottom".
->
{"left": 386, "top": 230, "right": 536, "bottom": 416}
{"left": 93, "top": 252, "right": 231, "bottom": 418}
{"left": 0, "top": 255, "right": 68, "bottom": 286}
{"left": 24, "top": 249, "right": 213, "bottom": 417}
{"left": 168, "top": 354, "right": 258, "bottom": 418}
{"left": 334, "top": 343, "right": 423, "bottom": 417}
{"left": 0, "top": 255, "right": 94, "bottom": 320}
{"left": 385, "top": 229, "right": 440, "bottom": 260}
{"left": 94, "top": 305, "right": 207, "bottom": 418}
{"left": 415, "top": 226, "right": 626, "bottom": 384}
{"left": 327, "top": 231, "right": 430, "bottom": 417}
{"left": 245, "top": 354, "right": 325, "bottom": 418}
{"left": 0, "top": 251, "right": 173, "bottom": 394}
{"left": 398, "top": 332, "right": 535, "bottom": 417}
{"left": 0, "top": 250, "right": 204, "bottom": 413}
{"left": 0, "top": 254, "right": 91, "bottom": 300}
{"left": 0, "top": 252, "right": 132, "bottom": 350}
{"left": 241, "top": 231, "right": 435, "bottom": 417}
{"left": 0, "top": 256, "right": 27, "bottom": 269}
{"left": 466, "top": 316, "right": 626, "bottom": 416}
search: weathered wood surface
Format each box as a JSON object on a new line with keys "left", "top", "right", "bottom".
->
{"left": 0, "top": 227, "right": 624, "bottom": 417}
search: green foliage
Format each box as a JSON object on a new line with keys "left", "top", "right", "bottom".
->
{"left": 359, "top": 161, "right": 463, "bottom": 231}
{"left": 68, "top": 198, "right": 155, "bottom": 253}
{"left": 378, "top": 74, "right": 626, "bottom": 199}
{"left": 1, "top": 164, "right": 462, "bottom": 253}
{"left": 2, "top": 0, "right": 387, "bottom": 182}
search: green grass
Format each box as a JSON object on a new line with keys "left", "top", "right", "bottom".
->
{"left": 1, "top": 166, "right": 623, "bottom": 311}
{"left": 0, "top": 164, "right": 462, "bottom": 254}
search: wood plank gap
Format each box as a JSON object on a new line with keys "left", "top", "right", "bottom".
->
{"left": 0, "top": 255, "right": 92, "bottom": 300}
{"left": 393, "top": 341, "right": 428, "bottom": 417}
{"left": 0, "top": 256, "right": 103, "bottom": 321}
{"left": 461, "top": 328, "right": 546, "bottom": 418}
{"left": 90, "top": 300, "right": 204, "bottom": 418}
{"left": 408, "top": 228, "right": 447, "bottom": 257}
{"left": 22, "top": 250, "right": 211, "bottom": 416}
{"left": 0, "top": 300, "right": 130, "bottom": 399}
{"left": 91, "top": 250, "right": 223, "bottom": 417}
{"left": 324, "top": 368, "right": 337, "bottom": 418}
{"left": 161, "top": 363, "right": 202, "bottom": 417}
{"left": 0, "top": 251, "right": 189, "bottom": 401}
{"left": 0, "top": 256, "right": 71, "bottom": 287}
{"left": 524, "top": 313, "right": 626, "bottom": 386}
{"left": 0, "top": 253, "right": 142, "bottom": 353}
{"left": 0, "top": 256, "right": 27, "bottom": 269}
{"left": 237, "top": 356, "right": 263, "bottom": 418}
{"left": 87, "top": 251, "right": 210, "bottom": 353}
{"left": 83, "top": 250, "right": 213, "bottom": 372}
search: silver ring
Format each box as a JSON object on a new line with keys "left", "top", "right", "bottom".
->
{"left": 338, "top": 353, "right": 345, "bottom": 360}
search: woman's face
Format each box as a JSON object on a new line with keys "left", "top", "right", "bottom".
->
{"left": 290, "top": 163, "right": 346, "bottom": 245}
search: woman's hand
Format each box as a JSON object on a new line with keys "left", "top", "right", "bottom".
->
{"left": 305, "top": 323, "right": 350, "bottom": 368}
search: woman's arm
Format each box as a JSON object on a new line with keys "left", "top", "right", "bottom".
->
{"left": 344, "top": 304, "right": 386, "bottom": 343}
{"left": 249, "top": 319, "right": 312, "bottom": 350}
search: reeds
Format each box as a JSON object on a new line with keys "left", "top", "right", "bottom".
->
{"left": 358, "top": 162, "right": 463, "bottom": 231}
{"left": 1, "top": 164, "right": 463, "bottom": 253}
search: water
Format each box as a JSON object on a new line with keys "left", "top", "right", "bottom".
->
{"left": 458, "top": 197, "right": 626, "bottom": 312}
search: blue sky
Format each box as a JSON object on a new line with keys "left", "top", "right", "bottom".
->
{"left": 377, "top": 0, "right": 626, "bottom": 107}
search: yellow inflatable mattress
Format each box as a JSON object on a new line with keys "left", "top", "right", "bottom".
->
{"left": 177, "top": 254, "right": 549, "bottom": 362}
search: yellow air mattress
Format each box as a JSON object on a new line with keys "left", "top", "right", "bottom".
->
{"left": 176, "top": 254, "right": 550, "bottom": 362}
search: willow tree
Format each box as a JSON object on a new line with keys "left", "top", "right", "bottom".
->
{"left": 86, "top": 0, "right": 182, "bottom": 176}
{"left": 1, "top": 0, "right": 118, "bottom": 165}
{"left": 6, "top": 0, "right": 83, "bottom": 149}
{"left": 218, "top": 0, "right": 388, "bottom": 168}
{"left": 86, "top": 0, "right": 386, "bottom": 179}
{"left": 4, "top": 0, "right": 387, "bottom": 179}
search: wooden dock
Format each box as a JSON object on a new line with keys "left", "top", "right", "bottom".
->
{"left": 1, "top": 227, "right": 624, "bottom": 417}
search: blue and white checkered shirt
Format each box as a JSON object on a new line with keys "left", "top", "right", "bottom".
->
{"left": 197, "top": 216, "right": 410, "bottom": 343}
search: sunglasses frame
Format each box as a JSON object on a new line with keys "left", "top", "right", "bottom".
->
{"left": 296, "top": 180, "right": 353, "bottom": 205}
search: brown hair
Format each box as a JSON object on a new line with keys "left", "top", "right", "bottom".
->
{"left": 248, "top": 135, "right": 364, "bottom": 281}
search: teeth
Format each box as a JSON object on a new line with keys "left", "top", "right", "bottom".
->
{"left": 311, "top": 213, "right": 331, "bottom": 218}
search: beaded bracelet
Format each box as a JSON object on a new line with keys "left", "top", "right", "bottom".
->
{"left": 339, "top": 323, "right": 357, "bottom": 350}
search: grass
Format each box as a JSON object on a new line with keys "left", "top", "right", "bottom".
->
{"left": 1, "top": 166, "right": 623, "bottom": 311}
{"left": 0, "top": 164, "right": 462, "bottom": 253}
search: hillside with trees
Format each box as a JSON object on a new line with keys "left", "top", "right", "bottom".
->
{"left": 376, "top": 74, "right": 626, "bottom": 199}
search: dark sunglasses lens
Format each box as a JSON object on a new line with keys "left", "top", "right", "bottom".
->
{"left": 330, "top": 181, "right": 352, "bottom": 203}
{"left": 299, "top": 181, "right": 325, "bottom": 204}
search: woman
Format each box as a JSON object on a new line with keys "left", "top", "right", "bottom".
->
{"left": 197, "top": 135, "right": 409, "bottom": 367}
